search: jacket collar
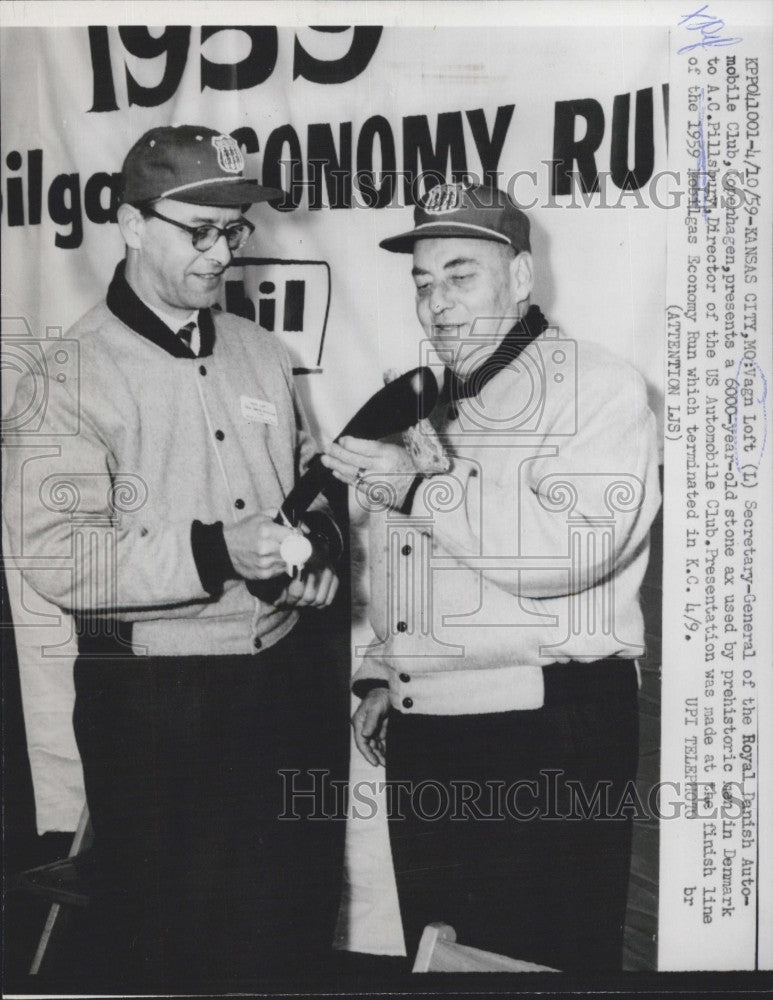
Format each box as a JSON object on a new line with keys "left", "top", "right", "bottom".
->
{"left": 440, "top": 304, "right": 549, "bottom": 418}
{"left": 106, "top": 259, "right": 215, "bottom": 359}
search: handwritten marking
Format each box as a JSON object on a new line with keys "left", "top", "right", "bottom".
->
{"left": 678, "top": 4, "right": 742, "bottom": 54}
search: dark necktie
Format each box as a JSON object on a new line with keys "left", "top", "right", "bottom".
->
{"left": 178, "top": 321, "right": 196, "bottom": 355}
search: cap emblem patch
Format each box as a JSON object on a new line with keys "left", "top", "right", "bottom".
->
{"left": 211, "top": 135, "right": 244, "bottom": 174}
{"left": 423, "top": 183, "right": 467, "bottom": 214}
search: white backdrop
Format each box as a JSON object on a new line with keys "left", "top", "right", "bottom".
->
{"left": 1, "top": 22, "right": 668, "bottom": 954}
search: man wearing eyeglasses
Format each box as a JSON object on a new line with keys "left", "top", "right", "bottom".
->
{"left": 4, "top": 126, "right": 347, "bottom": 986}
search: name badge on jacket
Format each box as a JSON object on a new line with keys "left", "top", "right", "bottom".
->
{"left": 241, "top": 396, "right": 278, "bottom": 426}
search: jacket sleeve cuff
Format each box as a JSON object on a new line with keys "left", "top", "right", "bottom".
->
{"left": 302, "top": 510, "right": 345, "bottom": 564}
{"left": 351, "top": 678, "right": 390, "bottom": 699}
{"left": 191, "top": 520, "right": 238, "bottom": 596}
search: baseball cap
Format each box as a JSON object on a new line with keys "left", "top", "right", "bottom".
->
{"left": 121, "top": 125, "right": 284, "bottom": 207}
{"left": 379, "top": 182, "right": 530, "bottom": 254}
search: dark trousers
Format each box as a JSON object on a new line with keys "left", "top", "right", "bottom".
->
{"left": 386, "top": 658, "right": 639, "bottom": 973}
{"left": 72, "top": 615, "right": 348, "bottom": 989}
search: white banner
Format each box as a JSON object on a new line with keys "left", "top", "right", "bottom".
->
{"left": 1, "top": 18, "right": 668, "bottom": 822}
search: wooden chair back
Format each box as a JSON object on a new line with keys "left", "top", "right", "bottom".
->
{"left": 412, "top": 922, "right": 558, "bottom": 973}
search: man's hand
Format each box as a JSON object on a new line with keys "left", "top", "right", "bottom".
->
{"left": 274, "top": 513, "right": 339, "bottom": 608}
{"left": 275, "top": 553, "right": 339, "bottom": 609}
{"left": 224, "top": 513, "right": 294, "bottom": 580}
{"left": 352, "top": 687, "right": 390, "bottom": 766}
{"left": 321, "top": 436, "right": 416, "bottom": 504}
{"left": 225, "top": 512, "right": 340, "bottom": 609}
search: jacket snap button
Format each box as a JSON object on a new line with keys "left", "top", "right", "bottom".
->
{"left": 399, "top": 673, "right": 411, "bottom": 683}
{"left": 235, "top": 498, "right": 245, "bottom": 510}
{"left": 199, "top": 364, "right": 207, "bottom": 376}
{"left": 402, "top": 697, "right": 413, "bottom": 709}
{"left": 401, "top": 544, "right": 412, "bottom": 556}
{"left": 396, "top": 621, "right": 407, "bottom": 632}
{"left": 253, "top": 636, "right": 262, "bottom": 650}
{"left": 215, "top": 430, "right": 224, "bottom": 441}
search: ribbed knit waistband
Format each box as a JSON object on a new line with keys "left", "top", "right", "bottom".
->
{"left": 74, "top": 611, "right": 297, "bottom": 658}
{"left": 387, "top": 657, "right": 638, "bottom": 716}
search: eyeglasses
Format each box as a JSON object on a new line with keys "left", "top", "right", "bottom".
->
{"left": 143, "top": 207, "right": 255, "bottom": 252}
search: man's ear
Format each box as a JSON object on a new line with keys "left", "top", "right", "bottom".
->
{"left": 509, "top": 251, "right": 534, "bottom": 305}
{"left": 117, "top": 203, "right": 144, "bottom": 250}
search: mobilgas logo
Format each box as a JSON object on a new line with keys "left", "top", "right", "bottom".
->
{"left": 224, "top": 258, "right": 331, "bottom": 375}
